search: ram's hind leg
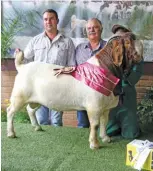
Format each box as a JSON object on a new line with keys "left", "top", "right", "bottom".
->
{"left": 99, "top": 110, "right": 111, "bottom": 143}
{"left": 7, "top": 97, "right": 24, "bottom": 138}
{"left": 26, "top": 104, "right": 43, "bottom": 131}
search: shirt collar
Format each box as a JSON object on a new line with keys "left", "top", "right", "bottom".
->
{"left": 84, "top": 39, "right": 105, "bottom": 50}
{"left": 43, "top": 31, "right": 64, "bottom": 42}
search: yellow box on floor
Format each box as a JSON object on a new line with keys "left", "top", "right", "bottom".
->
{"left": 126, "top": 139, "right": 153, "bottom": 171}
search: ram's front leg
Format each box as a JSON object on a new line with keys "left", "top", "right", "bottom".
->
{"left": 88, "top": 111, "right": 100, "bottom": 149}
{"left": 26, "top": 104, "right": 43, "bottom": 131}
{"left": 99, "top": 110, "right": 111, "bottom": 143}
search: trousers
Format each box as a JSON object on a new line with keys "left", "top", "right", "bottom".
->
{"left": 77, "top": 110, "right": 90, "bottom": 128}
{"left": 35, "top": 105, "right": 63, "bottom": 126}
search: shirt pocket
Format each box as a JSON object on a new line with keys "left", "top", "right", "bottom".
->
{"left": 57, "top": 43, "right": 68, "bottom": 58}
{"left": 33, "top": 45, "right": 46, "bottom": 61}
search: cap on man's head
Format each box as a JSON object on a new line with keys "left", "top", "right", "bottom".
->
{"left": 112, "top": 24, "right": 131, "bottom": 34}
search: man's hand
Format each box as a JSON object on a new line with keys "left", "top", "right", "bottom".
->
{"left": 53, "top": 66, "right": 76, "bottom": 77}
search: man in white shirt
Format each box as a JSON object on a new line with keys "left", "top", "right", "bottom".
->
{"left": 24, "top": 9, "right": 76, "bottom": 126}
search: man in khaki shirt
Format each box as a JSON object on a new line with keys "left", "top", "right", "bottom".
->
{"left": 24, "top": 9, "right": 76, "bottom": 126}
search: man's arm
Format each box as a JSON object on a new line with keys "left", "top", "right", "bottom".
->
{"left": 66, "top": 38, "right": 76, "bottom": 66}
{"left": 23, "top": 38, "right": 35, "bottom": 63}
{"left": 123, "top": 60, "right": 144, "bottom": 86}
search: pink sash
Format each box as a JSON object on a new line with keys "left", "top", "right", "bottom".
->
{"left": 71, "top": 62, "right": 120, "bottom": 96}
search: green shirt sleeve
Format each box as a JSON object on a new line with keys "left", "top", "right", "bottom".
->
{"left": 123, "top": 60, "right": 144, "bottom": 86}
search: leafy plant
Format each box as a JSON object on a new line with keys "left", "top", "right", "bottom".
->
{"left": 137, "top": 87, "right": 153, "bottom": 132}
{"left": 1, "top": 110, "right": 7, "bottom": 122}
{"left": 1, "top": 110, "right": 30, "bottom": 124}
{"left": 1, "top": 16, "right": 23, "bottom": 59}
{"left": 1, "top": 99, "right": 30, "bottom": 123}
{"left": 127, "top": 7, "right": 153, "bottom": 40}
{"left": 12, "top": 8, "right": 41, "bottom": 31}
{"left": 1, "top": 7, "right": 41, "bottom": 59}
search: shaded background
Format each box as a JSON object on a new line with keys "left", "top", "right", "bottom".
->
{"left": 1, "top": 0, "right": 153, "bottom": 61}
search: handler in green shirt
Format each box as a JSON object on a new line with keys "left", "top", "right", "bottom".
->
{"left": 106, "top": 25, "right": 144, "bottom": 139}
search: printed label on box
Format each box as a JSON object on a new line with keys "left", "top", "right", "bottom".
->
{"left": 126, "top": 139, "right": 153, "bottom": 171}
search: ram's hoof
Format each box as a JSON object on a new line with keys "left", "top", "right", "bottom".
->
{"left": 7, "top": 132, "right": 16, "bottom": 138}
{"left": 35, "top": 126, "right": 43, "bottom": 131}
{"left": 102, "top": 136, "right": 111, "bottom": 143}
{"left": 90, "top": 142, "right": 100, "bottom": 150}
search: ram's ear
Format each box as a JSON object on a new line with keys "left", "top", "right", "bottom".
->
{"left": 132, "top": 40, "right": 143, "bottom": 63}
{"left": 112, "top": 40, "right": 123, "bottom": 66}
{"left": 132, "top": 52, "right": 143, "bottom": 63}
{"left": 124, "top": 38, "right": 132, "bottom": 50}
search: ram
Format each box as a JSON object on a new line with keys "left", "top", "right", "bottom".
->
{"left": 7, "top": 32, "right": 142, "bottom": 149}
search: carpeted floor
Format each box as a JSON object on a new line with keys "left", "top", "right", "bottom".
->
{"left": 1, "top": 122, "right": 152, "bottom": 171}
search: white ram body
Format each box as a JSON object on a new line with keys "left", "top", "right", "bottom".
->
{"left": 7, "top": 53, "right": 118, "bottom": 149}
